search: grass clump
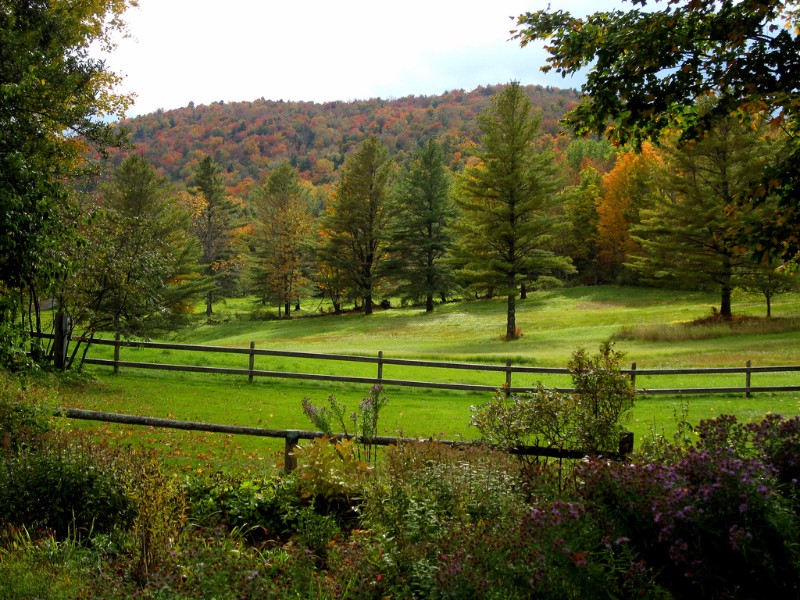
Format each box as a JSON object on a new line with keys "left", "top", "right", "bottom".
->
{"left": 615, "top": 314, "right": 800, "bottom": 342}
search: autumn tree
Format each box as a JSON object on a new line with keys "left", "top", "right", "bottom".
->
{"left": 248, "top": 164, "right": 314, "bottom": 317}
{"left": 188, "top": 156, "right": 241, "bottom": 315}
{"left": 318, "top": 137, "right": 393, "bottom": 315}
{"left": 0, "top": 0, "right": 135, "bottom": 366}
{"left": 596, "top": 144, "right": 664, "bottom": 283}
{"left": 737, "top": 259, "right": 798, "bottom": 318}
{"left": 55, "top": 155, "right": 199, "bottom": 367}
{"left": 514, "top": 1, "right": 800, "bottom": 263}
{"left": 629, "top": 114, "right": 777, "bottom": 319}
{"left": 455, "top": 82, "right": 573, "bottom": 339}
{"left": 386, "top": 140, "right": 457, "bottom": 311}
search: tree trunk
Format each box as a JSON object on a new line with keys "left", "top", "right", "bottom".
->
{"left": 285, "top": 301, "right": 291, "bottom": 317}
{"left": 506, "top": 293, "right": 517, "bottom": 339}
{"left": 520, "top": 281, "right": 528, "bottom": 300}
{"left": 363, "top": 293, "right": 373, "bottom": 315}
{"left": 720, "top": 283, "right": 732, "bottom": 319}
{"left": 426, "top": 293, "right": 434, "bottom": 313}
{"left": 206, "top": 290, "right": 213, "bottom": 316}
{"left": 766, "top": 292, "right": 772, "bottom": 318}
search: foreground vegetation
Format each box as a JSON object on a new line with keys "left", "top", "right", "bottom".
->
{"left": 1, "top": 354, "right": 799, "bottom": 599}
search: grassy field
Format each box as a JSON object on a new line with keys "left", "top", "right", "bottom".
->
{"left": 56, "top": 285, "right": 800, "bottom": 471}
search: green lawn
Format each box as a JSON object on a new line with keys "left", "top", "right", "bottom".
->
{"left": 57, "top": 285, "right": 800, "bottom": 471}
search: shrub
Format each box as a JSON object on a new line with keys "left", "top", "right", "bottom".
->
{"left": 0, "top": 380, "right": 53, "bottom": 456}
{"left": 185, "top": 470, "right": 302, "bottom": 539}
{"left": 579, "top": 447, "right": 800, "bottom": 598}
{"left": 471, "top": 342, "right": 635, "bottom": 460}
{"left": 0, "top": 437, "right": 135, "bottom": 539}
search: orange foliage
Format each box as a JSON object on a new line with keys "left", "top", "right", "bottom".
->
{"left": 596, "top": 143, "right": 663, "bottom": 278}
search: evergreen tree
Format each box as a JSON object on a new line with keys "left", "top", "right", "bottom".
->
{"left": 189, "top": 156, "right": 240, "bottom": 316}
{"left": 319, "top": 137, "right": 393, "bottom": 315}
{"left": 630, "top": 114, "right": 777, "bottom": 318}
{"left": 387, "top": 140, "right": 457, "bottom": 312}
{"left": 455, "top": 82, "right": 573, "bottom": 339}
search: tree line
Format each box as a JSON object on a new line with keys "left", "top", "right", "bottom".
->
{"left": 1, "top": 1, "right": 798, "bottom": 370}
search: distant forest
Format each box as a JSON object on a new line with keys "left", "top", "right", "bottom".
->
{"left": 107, "top": 84, "right": 583, "bottom": 198}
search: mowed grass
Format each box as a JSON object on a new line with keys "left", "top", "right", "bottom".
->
{"left": 62, "top": 285, "right": 800, "bottom": 471}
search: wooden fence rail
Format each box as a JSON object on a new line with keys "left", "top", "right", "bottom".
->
{"left": 56, "top": 407, "right": 634, "bottom": 472}
{"left": 34, "top": 333, "right": 800, "bottom": 396}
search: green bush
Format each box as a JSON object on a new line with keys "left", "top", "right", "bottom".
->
{"left": 0, "top": 382, "right": 52, "bottom": 456}
{"left": 185, "top": 470, "right": 303, "bottom": 540}
{"left": 471, "top": 342, "right": 635, "bottom": 459}
{"left": 0, "top": 439, "right": 135, "bottom": 539}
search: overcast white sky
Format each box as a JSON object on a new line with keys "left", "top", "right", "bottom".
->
{"left": 105, "top": 0, "right": 621, "bottom": 117}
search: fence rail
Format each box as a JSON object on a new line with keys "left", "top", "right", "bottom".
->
{"left": 57, "top": 407, "right": 634, "bottom": 472}
{"left": 34, "top": 333, "right": 800, "bottom": 396}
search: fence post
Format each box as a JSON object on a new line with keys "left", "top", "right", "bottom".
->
{"left": 630, "top": 362, "right": 637, "bottom": 389}
{"left": 113, "top": 332, "right": 121, "bottom": 374}
{"left": 377, "top": 351, "right": 384, "bottom": 383}
{"left": 745, "top": 359, "right": 752, "bottom": 398}
{"left": 248, "top": 341, "right": 256, "bottom": 384}
{"left": 284, "top": 430, "right": 299, "bottom": 473}
{"left": 505, "top": 359, "right": 512, "bottom": 394}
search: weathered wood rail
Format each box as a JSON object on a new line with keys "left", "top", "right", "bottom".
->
{"left": 34, "top": 333, "right": 800, "bottom": 396}
{"left": 57, "top": 407, "right": 635, "bottom": 472}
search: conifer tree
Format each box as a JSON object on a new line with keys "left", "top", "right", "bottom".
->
{"left": 455, "top": 83, "right": 573, "bottom": 339}
{"left": 387, "top": 140, "right": 457, "bottom": 312}
{"left": 189, "top": 156, "right": 240, "bottom": 315}
{"left": 319, "top": 137, "right": 393, "bottom": 315}
{"left": 630, "top": 114, "right": 777, "bottom": 319}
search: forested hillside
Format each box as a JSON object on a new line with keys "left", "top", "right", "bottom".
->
{"left": 109, "top": 84, "right": 580, "bottom": 194}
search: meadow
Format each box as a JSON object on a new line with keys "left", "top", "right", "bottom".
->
{"left": 56, "top": 285, "right": 800, "bottom": 472}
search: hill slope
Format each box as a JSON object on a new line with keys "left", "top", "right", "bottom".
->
{"left": 108, "top": 84, "right": 579, "bottom": 195}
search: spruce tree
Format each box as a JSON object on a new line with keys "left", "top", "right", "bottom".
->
{"left": 320, "top": 138, "right": 392, "bottom": 315}
{"left": 387, "top": 140, "right": 457, "bottom": 312}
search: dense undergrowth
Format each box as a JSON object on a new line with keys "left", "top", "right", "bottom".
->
{"left": 1, "top": 361, "right": 799, "bottom": 598}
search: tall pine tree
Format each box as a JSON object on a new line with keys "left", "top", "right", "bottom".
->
{"left": 387, "top": 140, "right": 457, "bottom": 312}
{"left": 455, "top": 83, "right": 572, "bottom": 339}
{"left": 189, "top": 156, "right": 240, "bottom": 315}
{"left": 630, "top": 113, "right": 777, "bottom": 318}
{"left": 319, "top": 137, "right": 392, "bottom": 315}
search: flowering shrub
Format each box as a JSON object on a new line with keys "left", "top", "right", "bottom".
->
{"left": 580, "top": 444, "right": 800, "bottom": 598}
{"left": 302, "top": 384, "right": 389, "bottom": 464}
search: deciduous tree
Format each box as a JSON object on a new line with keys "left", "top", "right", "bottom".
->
{"left": 596, "top": 144, "right": 664, "bottom": 283}
{"left": 0, "top": 0, "right": 135, "bottom": 366}
{"left": 248, "top": 164, "right": 314, "bottom": 317}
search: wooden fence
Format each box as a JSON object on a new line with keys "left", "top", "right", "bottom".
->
{"left": 57, "top": 407, "right": 635, "bottom": 472}
{"left": 35, "top": 332, "right": 800, "bottom": 397}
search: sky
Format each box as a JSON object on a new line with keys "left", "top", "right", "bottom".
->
{"left": 105, "top": 0, "right": 620, "bottom": 117}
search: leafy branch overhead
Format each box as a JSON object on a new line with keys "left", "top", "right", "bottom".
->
{"left": 513, "top": 0, "right": 800, "bottom": 263}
